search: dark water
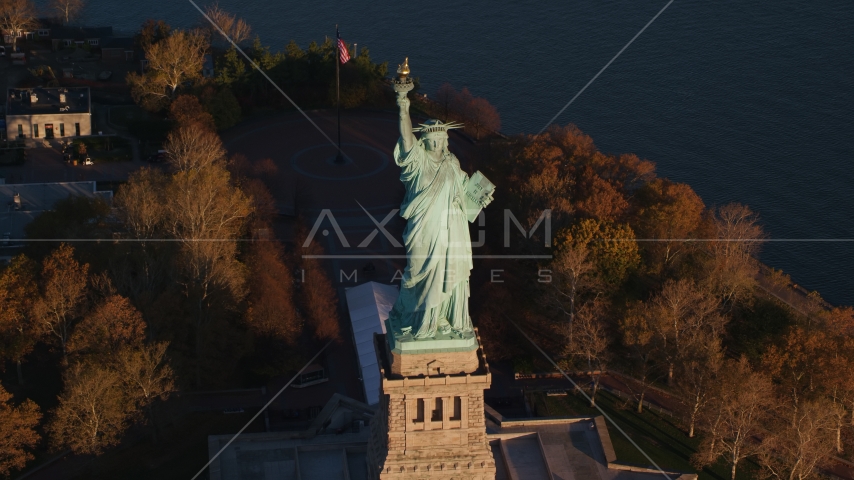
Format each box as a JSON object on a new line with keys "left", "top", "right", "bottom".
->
{"left": 65, "top": 0, "right": 854, "bottom": 304}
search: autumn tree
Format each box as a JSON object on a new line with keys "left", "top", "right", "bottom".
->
{"left": 762, "top": 327, "right": 830, "bottom": 425}
{"left": 298, "top": 230, "right": 340, "bottom": 341}
{"left": 466, "top": 97, "right": 501, "bottom": 140}
{"left": 632, "top": 178, "right": 705, "bottom": 274}
{"left": 127, "top": 29, "right": 208, "bottom": 111}
{"left": 169, "top": 94, "right": 216, "bottom": 131}
{"left": 694, "top": 357, "right": 774, "bottom": 480}
{"left": 0, "top": 0, "right": 36, "bottom": 50}
{"left": 244, "top": 240, "right": 301, "bottom": 344}
{"left": 0, "top": 255, "right": 41, "bottom": 385}
{"left": 451, "top": 87, "right": 473, "bottom": 122}
{"left": 32, "top": 244, "right": 89, "bottom": 357}
{"left": 757, "top": 399, "right": 835, "bottom": 480}
{"left": 137, "top": 19, "right": 170, "bottom": 51}
{"left": 67, "top": 295, "right": 145, "bottom": 357}
{"left": 49, "top": 0, "right": 82, "bottom": 25}
{"left": 49, "top": 363, "right": 132, "bottom": 454}
{"left": 164, "top": 125, "right": 226, "bottom": 171}
{"left": 562, "top": 300, "right": 609, "bottom": 406}
{"left": 0, "top": 385, "right": 41, "bottom": 476}
{"left": 574, "top": 166, "right": 630, "bottom": 221}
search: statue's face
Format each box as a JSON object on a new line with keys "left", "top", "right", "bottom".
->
{"left": 423, "top": 135, "right": 447, "bottom": 154}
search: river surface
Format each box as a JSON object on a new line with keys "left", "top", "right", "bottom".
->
{"left": 56, "top": 0, "right": 854, "bottom": 304}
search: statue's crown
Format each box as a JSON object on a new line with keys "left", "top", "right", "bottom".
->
{"left": 413, "top": 119, "right": 464, "bottom": 136}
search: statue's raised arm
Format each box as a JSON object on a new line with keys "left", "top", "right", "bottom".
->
{"left": 393, "top": 58, "right": 416, "bottom": 152}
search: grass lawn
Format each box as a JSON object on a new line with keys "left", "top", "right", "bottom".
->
{"left": 109, "top": 105, "right": 151, "bottom": 129}
{"left": 538, "top": 389, "right": 761, "bottom": 479}
{"left": 76, "top": 136, "right": 132, "bottom": 163}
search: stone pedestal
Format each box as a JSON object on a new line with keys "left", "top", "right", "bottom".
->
{"left": 366, "top": 331, "right": 496, "bottom": 479}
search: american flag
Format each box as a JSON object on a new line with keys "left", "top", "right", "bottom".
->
{"left": 337, "top": 29, "right": 350, "bottom": 64}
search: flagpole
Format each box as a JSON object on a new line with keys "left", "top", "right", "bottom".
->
{"left": 335, "top": 25, "right": 343, "bottom": 164}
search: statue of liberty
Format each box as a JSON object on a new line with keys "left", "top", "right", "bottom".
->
{"left": 387, "top": 59, "right": 494, "bottom": 342}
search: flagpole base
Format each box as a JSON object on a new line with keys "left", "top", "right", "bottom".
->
{"left": 334, "top": 152, "right": 346, "bottom": 165}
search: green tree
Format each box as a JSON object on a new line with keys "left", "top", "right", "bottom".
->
{"left": 201, "top": 87, "right": 242, "bottom": 130}
{"left": 563, "top": 219, "right": 640, "bottom": 288}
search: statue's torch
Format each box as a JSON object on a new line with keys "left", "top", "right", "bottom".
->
{"left": 393, "top": 57, "right": 414, "bottom": 100}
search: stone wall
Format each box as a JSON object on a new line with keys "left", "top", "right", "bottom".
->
{"left": 367, "top": 334, "right": 497, "bottom": 479}
{"left": 6, "top": 113, "right": 92, "bottom": 139}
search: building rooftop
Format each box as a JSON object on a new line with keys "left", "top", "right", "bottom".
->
{"left": 6, "top": 87, "right": 91, "bottom": 116}
{"left": 0, "top": 181, "right": 112, "bottom": 240}
{"left": 49, "top": 25, "right": 113, "bottom": 41}
{"left": 207, "top": 394, "right": 375, "bottom": 480}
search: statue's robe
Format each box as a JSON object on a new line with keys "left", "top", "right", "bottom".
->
{"left": 388, "top": 137, "right": 473, "bottom": 338}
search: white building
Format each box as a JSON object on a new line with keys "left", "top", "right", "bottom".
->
{"left": 5, "top": 87, "right": 92, "bottom": 140}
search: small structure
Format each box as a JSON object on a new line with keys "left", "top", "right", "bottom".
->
{"left": 49, "top": 25, "right": 113, "bottom": 50}
{"left": 100, "top": 37, "right": 135, "bottom": 63}
{"left": 344, "top": 281, "right": 397, "bottom": 406}
{"left": 5, "top": 87, "right": 92, "bottom": 139}
{"left": 206, "top": 393, "right": 376, "bottom": 480}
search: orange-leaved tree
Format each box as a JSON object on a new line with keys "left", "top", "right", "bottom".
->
{"left": 0, "top": 385, "right": 41, "bottom": 476}
{"left": 0, "top": 254, "right": 42, "bottom": 385}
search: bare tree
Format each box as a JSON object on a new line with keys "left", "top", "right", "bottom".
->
{"left": 32, "top": 244, "right": 89, "bottom": 357}
{"left": 563, "top": 300, "right": 610, "bottom": 406}
{"left": 705, "top": 203, "right": 765, "bottom": 309}
{"left": 49, "top": 362, "right": 131, "bottom": 454}
{"left": 435, "top": 83, "right": 456, "bottom": 120}
{"left": 0, "top": 385, "right": 41, "bottom": 476}
{"left": 114, "top": 168, "right": 168, "bottom": 296}
{"left": 544, "top": 241, "right": 594, "bottom": 331}
{"left": 649, "top": 278, "right": 726, "bottom": 385}
{"left": 676, "top": 334, "right": 723, "bottom": 437}
{"left": 166, "top": 164, "right": 252, "bottom": 384}
{"left": 466, "top": 97, "right": 501, "bottom": 140}
{"left": 619, "top": 301, "right": 660, "bottom": 413}
{"left": 204, "top": 3, "right": 251, "bottom": 45}
{"left": 117, "top": 342, "right": 174, "bottom": 442}
{"left": 694, "top": 357, "right": 774, "bottom": 480}
{"left": 127, "top": 29, "right": 208, "bottom": 111}
{"left": 758, "top": 399, "right": 836, "bottom": 480}
{"left": 0, "top": 0, "right": 36, "bottom": 50}
{"left": 49, "top": 0, "right": 83, "bottom": 25}
{"left": 164, "top": 124, "right": 226, "bottom": 171}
